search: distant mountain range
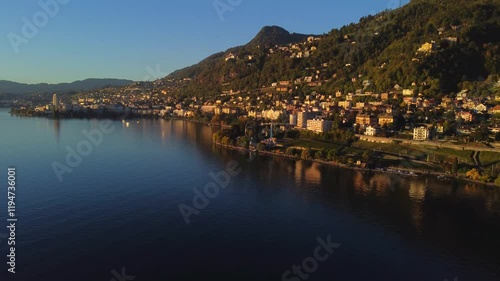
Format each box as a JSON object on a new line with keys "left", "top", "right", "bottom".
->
{"left": 0, "top": 78, "right": 134, "bottom": 95}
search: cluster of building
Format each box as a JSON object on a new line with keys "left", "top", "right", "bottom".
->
{"left": 29, "top": 80, "right": 189, "bottom": 115}
{"left": 13, "top": 30, "right": 500, "bottom": 143}
{"left": 269, "top": 36, "right": 321, "bottom": 59}
{"left": 21, "top": 78, "right": 500, "bottom": 143}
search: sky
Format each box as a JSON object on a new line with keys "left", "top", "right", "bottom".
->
{"left": 0, "top": 0, "right": 410, "bottom": 84}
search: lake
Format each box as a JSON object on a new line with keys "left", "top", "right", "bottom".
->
{"left": 0, "top": 107, "right": 499, "bottom": 281}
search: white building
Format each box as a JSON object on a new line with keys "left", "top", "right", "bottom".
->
{"left": 289, "top": 114, "right": 298, "bottom": 126}
{"left": 297, "top": 112, "right": 317, "bottom": 128}
{"left": 365, "top": 126, "right": 381, "bottom": 136}
{"left": 307, "top": 119, "right": 333, "bottom": 133}
{"left": 355, "top": 102, "right": 366, "bottom": 109}
{"left": 338, "top": 101, "right": 352, "bottom": 109}
{"left": 262, "top": 109, "right": 284, "bottom": 121}
{"left": 52, "top": 94, "right": 59, "bottom": 109}
{"left": 403, "top": 89, "right": 415, "bottom": 96}
{"left": 413, "top": 126, "right": 430, "bottom": 141}
{"left": 201, "top": 105, "right": 216, "bottom": 114}
{"left": 173, "top": 109, "right": 187, "bottom": 117}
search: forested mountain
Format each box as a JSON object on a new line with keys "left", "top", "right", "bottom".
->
{"left": 167, "top": 0, "right": 500, "bottom": 98}
{"left": 246, "top": 26, "right": 313, "bottom": 48}
{"left": 0, "top": 78, "right": 134, "bottom": 95}
{"left": 166, "top": 25, "right": 313, "bottom": 96}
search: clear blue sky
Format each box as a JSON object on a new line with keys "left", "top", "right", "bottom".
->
{"left": 0, "top": 0, "right": 409, "bottom": 84}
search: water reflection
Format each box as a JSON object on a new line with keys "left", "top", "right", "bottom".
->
{"left": 7, "top": 114, "right": 500, "bottom": 280}
{"left": 118, "top": 119, "right": 213, "bottom": 148}
{"left": 352, "top": 171, "right": 368, "bottom": 195}
{"left": 369, "top": 174, "right": 392, "bottom": 194}
{"left": 53, "top": 119, "right": 60, "bottom": 143}
{"left": 88, "top": 118, "right": 500, "bottom": 250}
{"left": 408, "top": 181, "right": 427, "bottom": 201}
{"left": 39, "top": 118, "right": 60, "bottom": 143}
{"left": 293, "top": 161, "right": 322, "bottom": 186}
{"left": 237, "top": 142, "right": 500, "bottom": 270}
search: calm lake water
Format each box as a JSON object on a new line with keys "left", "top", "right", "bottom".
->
{"left": 0, "top": 107, "right": 499, "bottom": 281}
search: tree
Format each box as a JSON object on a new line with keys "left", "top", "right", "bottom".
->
{"left": 212, "top": 132, "right": 221, "bottom": 144}
{"left": 315, "top": 149, "right": 326, "bottom": 160}
{"left": 256, "top": 143, "right": 266, "bottom": 151}
{"left": 327, "top": 149, "right": 337, "bottom": 161}
{"left": 221, "top": 136, "right": 234, "bottom": 146}
{"left": 480, "top": 174, "right": 491, "bottom": 183}
{"left": 211, "top": 114, "right": 222, "bottom": 125}
{"left": 237, "top": 136, "right": 250, "bottom": 148}
{"left": 471, "top": 125, "right": 490, "bottom": 142}
{"left": 286, "top": 130, "right": 301, "bottom": 139}
{"left": 495, "top": 132, "right": 500, "bottom": 142}
{"left": 466, "top": 169, "right": 481, "bottom": 180}
{"left": 362, "top": 150, "right": 373, "bottom": 164}
{"left": 495, "top": 176, "right": 500, "bottom": 186}
{"left": 301, "top": 148, "right": 311, "bottom": 160}
{"left": 443, "top": 120, "right": 453, "bottom": 136}
{"left": 452, "top": 157, "right": 459, "bottom": 174}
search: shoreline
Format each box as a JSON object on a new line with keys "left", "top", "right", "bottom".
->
{"left": 213, "top": 142, "right": 499, "bottom": 188}
{"left": 7, "top": 111, "right": 499, "bottom": 188}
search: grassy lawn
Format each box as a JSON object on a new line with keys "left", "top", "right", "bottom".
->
{"left": 343, "top": 146, "right": 365, "bottom": 155}
{"left": 353, "top": 141, "right": 485, "bottom": 165}
{"left": 284, "top": 138, "right": 365, "bottom": 156}
{"left": 286, "top": 138, "right": 342, "bottom": 150}
{"left": 412, "top": 162, "right": 444, "bottom": 172}
{"left": 353, "top": 140, "right": 400, "bottom": 152}
{"left": 419, "top": 146, "right": 474, "bottom": 164}
{"left": 479, "top": 151, "right": 500, "bottom": 166}
{"left": 353, "top": 140, "right": 426, "bottom": 158}
{"left": 283, "top": 139, "right": 500, "bottom": 169}
{"left": 378, "top": 157, "right": 443, "bottom": 172}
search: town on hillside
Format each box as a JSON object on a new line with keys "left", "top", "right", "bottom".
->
{"left": 8, "top": 35, "right": 500, "bottom": 185}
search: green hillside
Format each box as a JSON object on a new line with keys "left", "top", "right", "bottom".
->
{"left": 167, "top": 0, "right": 500, "bottom": 98}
